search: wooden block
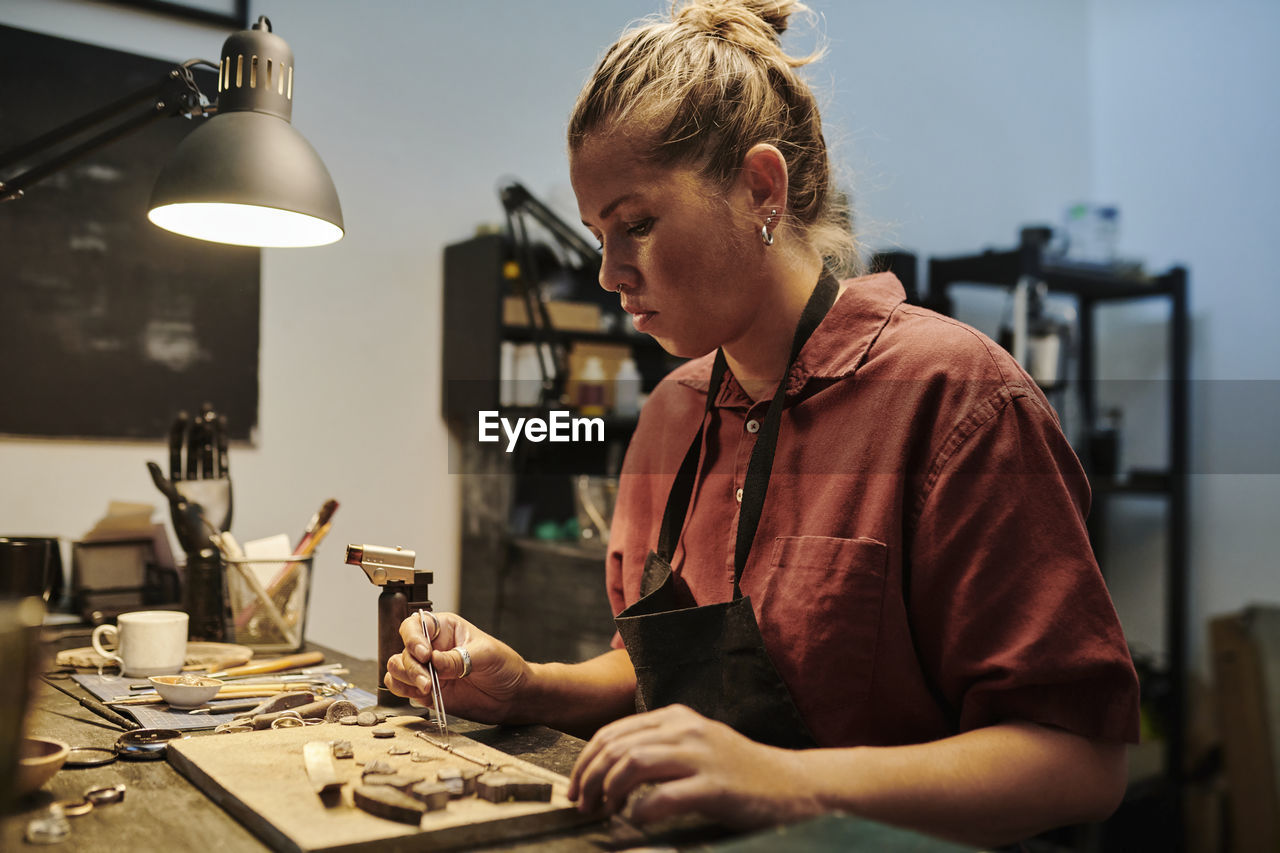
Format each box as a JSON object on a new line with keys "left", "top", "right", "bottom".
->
{"left": 303, "top": 741, "right": 341, "bottom": 794}
{"left": 408, "top": 782, "right": 451, "bottom": 812}
{"left": 475, "top": 772, "right": 552, "bottom": 803}
{"left": 167, "top": 716, "right": 595, "bottom": 853}
{"left": 436, "top": 765, "right": 482, "bottom": 797}
{"left": 353, "top": 785, "right": 425, "bottom": 825}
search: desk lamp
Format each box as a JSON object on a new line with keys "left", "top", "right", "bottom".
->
{"left": 0, "top": 15, "right": 342, "bottom": 248}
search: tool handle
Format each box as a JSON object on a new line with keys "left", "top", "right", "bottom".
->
{"left": 212, "top": 651, "right": 324, "bottom": 678}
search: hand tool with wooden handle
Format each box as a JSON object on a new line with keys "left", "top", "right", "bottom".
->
{"left": 209, "top": 651, "right": 324, "bottom": 678}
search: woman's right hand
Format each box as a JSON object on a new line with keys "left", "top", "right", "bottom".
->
{"left": 383, "top": 611, "right": 531, "bottom": 725}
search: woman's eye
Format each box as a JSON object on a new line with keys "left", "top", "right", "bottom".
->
{"left": 626, "top": 218, "right": 654, "bottom": 237}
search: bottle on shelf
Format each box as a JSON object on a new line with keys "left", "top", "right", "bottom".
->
{"left": 577, "top": 355, "right": 607, "bottom": 417}
{"left": 613, "top": 357, "right": 642, "bottom": 418}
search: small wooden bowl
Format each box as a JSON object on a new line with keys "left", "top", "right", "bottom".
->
{"left": 17, "top": 737, "right": 70, "bottom": 795}
{"left": 149, "top": 675, "right": 224, "bottom": 709}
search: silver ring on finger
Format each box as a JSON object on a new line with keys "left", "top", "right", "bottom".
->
{"left": 456, "top": 646, "right": 472, "bottom": 679}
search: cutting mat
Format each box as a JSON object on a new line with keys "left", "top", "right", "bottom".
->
{"left": 168, "top": 715, "right": 596, "bottom": 853}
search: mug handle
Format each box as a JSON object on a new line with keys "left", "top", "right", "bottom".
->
{"left": 91, "top": 624, "right": 125, "bottom": 671}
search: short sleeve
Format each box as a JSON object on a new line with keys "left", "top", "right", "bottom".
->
{"left": 909, "top": 392, "right": 1140, "bottom": 743}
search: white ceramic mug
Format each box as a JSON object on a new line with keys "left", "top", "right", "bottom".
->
{"left": 91, "top": 610, "right": 188, "bottom": 677}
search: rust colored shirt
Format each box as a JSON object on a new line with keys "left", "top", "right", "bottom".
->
{"left": 605, "top": 273, "right": 1140, "bottom": 748}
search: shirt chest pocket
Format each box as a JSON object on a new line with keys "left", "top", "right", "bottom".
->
{"left": 757, "top": 535, "right": 889, "bottom": 715}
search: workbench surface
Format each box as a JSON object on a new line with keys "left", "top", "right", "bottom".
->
{"left": 1, "top": 631, "right": 624, "bottom": 853}
{"left": 5, "top": 629, "right": 977, "bottom": 853}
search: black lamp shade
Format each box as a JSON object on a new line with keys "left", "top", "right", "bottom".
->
{"left": 147, "top": 17, "right": 343, "bottom": 248}
{"left": 149, "top": 111, "right": 343, "bottom": 247}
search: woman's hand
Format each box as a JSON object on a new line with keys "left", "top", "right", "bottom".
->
{"left": 568, "top": 704, "right": 814, "bottom": 829}
{"left": 383, "top": 611, "right": 531, "bottom": 725}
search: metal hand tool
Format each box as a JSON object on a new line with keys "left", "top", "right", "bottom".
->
{"left": 419, "top": 609, "right": 448, "bottom": 737}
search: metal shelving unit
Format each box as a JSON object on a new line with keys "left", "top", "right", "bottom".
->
{"left": 924, "top": 229, "right": 1190, "bottom": 849}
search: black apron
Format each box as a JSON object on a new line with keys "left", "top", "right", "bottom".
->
{"left": 614, "top": 273, "right": 839, "bottom": 750}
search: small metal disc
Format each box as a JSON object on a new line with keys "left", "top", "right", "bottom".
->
{"left": 116, "top": 727, "right": 181, "bottom": 760}
{"left": 371, "top": 728, "right": 394, "bottom": 738}
{"left": 63, "top": 747, "right": 118, "bottom": 768}
{"left": 339, "top": 715, "right": 359, "bottom": 726}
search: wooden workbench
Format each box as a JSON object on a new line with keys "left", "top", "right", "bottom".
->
{"left": 0, "top": 631, "right": 621, "bottom": 852}
{"left": 4, "top": 628, "right": 978, "bottom": 853}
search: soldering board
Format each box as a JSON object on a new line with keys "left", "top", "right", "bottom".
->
{"left": 168, "top": 715, "right": 595, "bottom": 853}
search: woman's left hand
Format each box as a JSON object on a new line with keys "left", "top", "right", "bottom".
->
{"left": 568, "top": 704, "right": 813, "bottom": 828}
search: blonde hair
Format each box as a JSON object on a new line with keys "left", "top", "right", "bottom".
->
{"left": 569, "top": 0, "right": 858, "bottom": 275}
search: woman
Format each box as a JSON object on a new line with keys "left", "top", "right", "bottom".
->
{"left": 387, "top": 1, "right": 1139, "bottom": 845}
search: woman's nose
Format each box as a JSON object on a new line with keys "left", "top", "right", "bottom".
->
{"left": 598, "top": 250, "right": 632, "bottom": 293}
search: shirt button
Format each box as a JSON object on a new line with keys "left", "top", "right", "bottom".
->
{"left": 735, "top": 488, "right": 744, "bottom": 502}
{"left": 745, "top": 419, "right": 761, "bottom": 434}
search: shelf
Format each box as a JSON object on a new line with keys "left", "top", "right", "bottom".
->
{"left": 510, "top": 536, "right": 606, "bottom": 560}
{"left": 1091, "top": 469, "right": 1174, "bottom": 496}
{"left": 924, "top": 233, "right": 1191, "bottom": 842}
{"left": 502, "top": 323, "right": 662, "bottom": 350}
{"left": 929, "top": 248, "right": 1178, "bottom": 301}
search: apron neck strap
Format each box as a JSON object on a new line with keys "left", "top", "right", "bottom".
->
{"left": 655, "top": 273, "right": 840, "bottom": 592}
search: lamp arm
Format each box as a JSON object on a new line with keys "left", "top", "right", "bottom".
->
{"left": 0, "top": 62, "right": 214, "bottom": 203}
{"left": 504, "top": 202, "right": 564, "bottom": 403}
{"left": 499, "top": 181, "right": 601, "bottom": 273}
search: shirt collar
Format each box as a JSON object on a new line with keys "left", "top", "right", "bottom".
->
{"left": 676, "top": 272, "right": 907, "bottom": 406}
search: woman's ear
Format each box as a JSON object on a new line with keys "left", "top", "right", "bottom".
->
{"left": 739, "top": 143, "right": 789, "bottom": 216}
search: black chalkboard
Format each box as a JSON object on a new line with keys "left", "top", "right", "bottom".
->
{"left": 0, "top": 25, "right": 260, "bottom": 441}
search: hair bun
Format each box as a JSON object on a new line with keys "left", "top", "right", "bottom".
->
{"left": 672, "top": 0, "right": 805, "bottom": 42}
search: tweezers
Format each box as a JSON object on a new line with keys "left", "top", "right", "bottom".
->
{"left": 418, "top": 609, "right": 448, "bottom": 737}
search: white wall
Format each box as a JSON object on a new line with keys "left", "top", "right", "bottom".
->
{"left": 2, "top": 1, "right": 1274, "bottom": 673}
{"left": 1088, "top": 0, "right": 1280, "bottom": 668}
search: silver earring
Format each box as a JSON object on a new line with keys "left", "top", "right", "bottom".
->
{"left": 761, "top": 209, "right": 777, "bottom": 246}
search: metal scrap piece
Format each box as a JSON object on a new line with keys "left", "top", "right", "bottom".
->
{"left": 361, "top": 760, "right": 395, "bottom": 777}
{"left": 251, "top": 697, "right": 337, "bottom": 730}
{"left": 84, "top": 784, "right": 126, "bottom": 806}
{"left": 353, "top": 784, "right": 425, "bottom": 825}
{"left": 304, "top": 741, "right": 343, "bottom": 794}
{"left": 387, "top": 745, "right": 409, "bottom": 755}
{"left": 324, "top": 700, "right": 358, "bottom": 723}
{"left": 52, "top": 799, "right": 93, "bottom": 817}
{"left": 331, "top": 740, "right": 354, "bottom": 759}
{"left": 362, "top": 772, "right": 421, "bottom": 789}
{"left": 233, "top": 691, "right": 315, "bottom": 721}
